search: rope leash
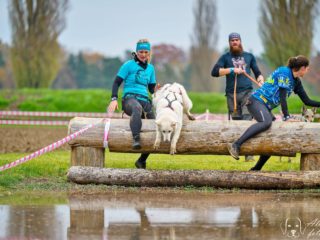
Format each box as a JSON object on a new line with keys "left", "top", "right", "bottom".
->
{"left": 232, "top": 71, "right": 262, "bottom": 119}
{"left": 242, "top": 71, "right": 262, "bottom": 86}
{"left": 233, "top": 73, "right": 238, "bottom": 115}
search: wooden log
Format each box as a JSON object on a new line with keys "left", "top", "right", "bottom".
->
{"left": 301, "top": 153, "right": 320, "bottom": 170}
{"left": 68, "top": 117, "right": 320, "bottom": 156}
{"left": 70, "top": 146, "right": 105, "bottom": 167}
{"left": 67, "top": 166, "right": 320, "bottom": 190}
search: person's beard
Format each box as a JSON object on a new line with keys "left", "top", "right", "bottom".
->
{"left": 230, "top": 43, "right": 243, "bottom": 55}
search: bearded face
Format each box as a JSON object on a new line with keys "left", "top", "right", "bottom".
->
{"left": 229, "top": 39, "right": 243, "bottom": 55}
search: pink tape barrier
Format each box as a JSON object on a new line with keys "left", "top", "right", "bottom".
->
{"left": 0, "top": 110, "right": 109, "bottom": 118}
{"left": 103, "top": 119, "right": 111, "bottom": 148}
{"left": 0, "top": 118, "right": 112, "bottom": 172}
{"left": 0, "top": 119, "right": 69, "bottom": 126}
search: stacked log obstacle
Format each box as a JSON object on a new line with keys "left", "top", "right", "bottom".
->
{"left": 67, "top": 166, "right": 320, "bottom": 189}
{"left": 67, "top": 117, "right": 320, "bottom": 189}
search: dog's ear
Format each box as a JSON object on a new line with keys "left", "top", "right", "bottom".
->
{"left": 302, "top": 105, "right": 307, "bottom": 115}
{"left": 296, "top": 218, "right": 303, "bottom": 234}
{"left": 312, "top": 107, "right": 318, "bottom": 115}
{"left": 155, "top": 119, "right": 161, "bottom": 125}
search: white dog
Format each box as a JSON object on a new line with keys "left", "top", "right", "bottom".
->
{"left": 153, "top": 82, "right": 195, "bottom": 154}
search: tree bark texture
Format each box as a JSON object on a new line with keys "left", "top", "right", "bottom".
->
{"left": 67, "top": 166, "right": 320, "bottom": 190}
{"left": 301, "top": 153, "right": 320, "bottom": 171}
{"left": 68, "top": 117, "right": 320, "bottom": 156}
{"left": 71, "top": 146, "right": 104, "bottom": 167}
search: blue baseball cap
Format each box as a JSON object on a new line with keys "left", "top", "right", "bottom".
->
{"left": 229, "top": 32, "right": 241, "bottom": 41}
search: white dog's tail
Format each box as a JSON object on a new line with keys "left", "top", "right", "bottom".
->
{"left": 177, "top": 84, "right": 193, "bottom": 112}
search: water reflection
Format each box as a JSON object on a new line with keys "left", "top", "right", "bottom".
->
{"left": 1, "top": 192, "right": 320, "bottom": 239}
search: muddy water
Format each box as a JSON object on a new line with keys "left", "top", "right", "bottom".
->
{"left": 1, "top": 191, "right": 320, "bottom": 240}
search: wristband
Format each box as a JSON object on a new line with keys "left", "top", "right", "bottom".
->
{"left": 111, "top": 97, "right": 118, "bottom": 101}
{"left": 230, "top": 68, "right": 234, "bottom": 74}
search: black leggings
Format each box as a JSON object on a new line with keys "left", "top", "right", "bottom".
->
{"left": 123, "top": 97, "right": 155, "bottom": 137}
{"left": 123, "top": 97, "right": 155, "bottom": 162}
{"left": 235, "top": 96, "right": 273, "bottom": 170}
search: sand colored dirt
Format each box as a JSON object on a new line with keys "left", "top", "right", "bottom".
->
{"left": 0, "top": 126, "right": 70, "bottom": 153}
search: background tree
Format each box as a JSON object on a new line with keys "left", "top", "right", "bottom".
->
{"left": 190, "top": 0, "right": 219, "bottom": 92}
{"left": 53, "top": 52, "right": 123, "bottom": 89}
{"left": 0, "top": 41, "right": 14, "bottom": 88}
{"left": 259, "top": 0, "right": 319, "bottom": 69}
{"left": 9, "top": 0, "right": 68, "bottom": 88}
{"left": 304, "top": 52, "right": 320, "bottom": 94}
{"left": 152, "top": 43, "right": 188, "bottom": 86}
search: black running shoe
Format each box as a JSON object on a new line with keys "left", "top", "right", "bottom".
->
{"left": 135, "top": 159, "right": 146, "bottom": 169}
{"left": 227, "top": 143, "right": 240, "bottom": 160}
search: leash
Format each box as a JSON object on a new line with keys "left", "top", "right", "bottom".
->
{"left": 242, "top": 71, "right": 262, "bottom": 86}
{"left": 231, "top": 71, "right": 262, "bottom": 120}
{"left": 233, "top": 73, "right": 238, "bottom": 115}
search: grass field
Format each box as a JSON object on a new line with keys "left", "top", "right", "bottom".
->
{"left": 1, "top": 88, "right": 318, "bottom": 114}
{"left": 0, "top": 150, "right": 300, "bottom": 192}
{"left": 0, "top": 88, "right": 318, "bottom": 193}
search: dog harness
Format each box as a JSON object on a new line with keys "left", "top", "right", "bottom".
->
{"left": 165, "top": 92, "right": 182, "bottom": 111}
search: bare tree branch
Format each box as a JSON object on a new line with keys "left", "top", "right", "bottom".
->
{"left": 9, "top": 0, "right": 69, "bottom": 88}
{"left": 259, "top": 0, "right": 319, "bottom": 68}
{"left": 190, "top": 0, "right": 219, "bottom": 92}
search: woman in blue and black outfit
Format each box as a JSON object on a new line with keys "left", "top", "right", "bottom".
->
{"left": 227, "top": 55, "right": 320, "bottom": 170}
{"left": 108, "top": 39, "right": 156, "bottom": 169}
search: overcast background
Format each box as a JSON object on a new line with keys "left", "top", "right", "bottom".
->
{"left": 1, "top": 0, "right": 319, "bottom": 57}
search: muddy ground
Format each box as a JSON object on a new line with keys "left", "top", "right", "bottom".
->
{"left": 0, "top": 126, "right": 70, "bottom": 153}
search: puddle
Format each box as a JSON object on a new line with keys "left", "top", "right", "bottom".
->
{"left": 1, "top": 191, "right": 320, "bottom": 239}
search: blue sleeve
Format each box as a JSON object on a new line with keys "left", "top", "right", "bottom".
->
{"left": 211, "top": 54, "right": 226, "bottom": 77}
{"left": 117, "top": 61, "right": 130, "bottom": 79}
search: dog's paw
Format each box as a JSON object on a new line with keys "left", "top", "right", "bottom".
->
{"left": 154, "top": 141, "right": 160, "bottom": 150}
{"left": 188, "top": 114, "right": 196, "bottom": 121}
{"left": 170, "top": 146, "right": 176, "bottom": 155}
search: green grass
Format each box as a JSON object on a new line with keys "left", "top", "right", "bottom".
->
{"left": 1, "top": 88, "right": 318, "bottom": 114}
{"left": 107, "top": 152, "right": 299, "bottom": 171}
{"left": 0, "top": 151, "right": 69, "bottom": 190}
{"left": 0, "top": 150, "right": 300, "bottom": 192}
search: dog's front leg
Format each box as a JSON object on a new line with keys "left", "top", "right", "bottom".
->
{"left": 170, "top": 123, "right": 181, "bottom": 155}
{"left": 154, "top": 124, "right": 161, "bottom": 150}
